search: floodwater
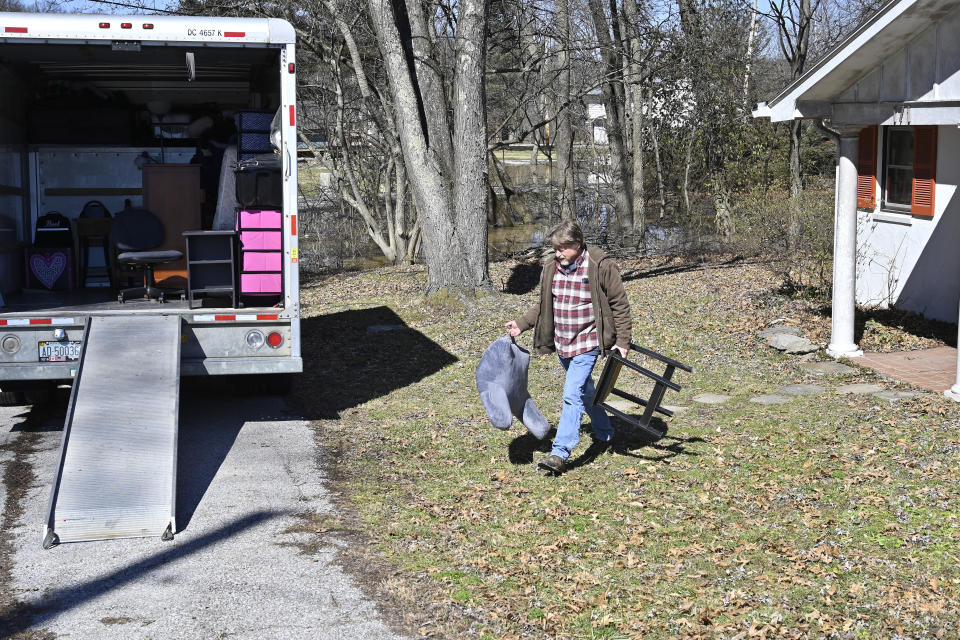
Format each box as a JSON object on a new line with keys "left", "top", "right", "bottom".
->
{"left": 299, "top": 159, "right": 688, "bottom": 271}
{"left": 488, "top": 224, "right": 546, "bottom": 259}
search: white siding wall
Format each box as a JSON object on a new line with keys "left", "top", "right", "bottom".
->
{"left": 856, "top": 124, "right": 960, "bottom": 322}
{"left": 842, "top": 7, "right": 960, "bottom": 104}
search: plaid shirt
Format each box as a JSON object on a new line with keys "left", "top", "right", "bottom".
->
{"left": 552, "top": 250, "right": 599, "bottom": 358}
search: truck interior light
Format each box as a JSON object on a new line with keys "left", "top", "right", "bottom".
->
{"left": 266, "top": 332, "right": 283, "bottom": 348}
{"left": 246, "top": 330, "right": 265, "bottom": 350}
{"left": 1, "top": 335, "right": 20, "bottom": 355}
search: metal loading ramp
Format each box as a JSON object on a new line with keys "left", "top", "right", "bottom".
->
{"left": 43, "top": 314, "right": 181, "bottom": 548}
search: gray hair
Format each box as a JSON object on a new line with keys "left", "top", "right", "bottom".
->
{"left": 546, "top": 220, "right": 584, "bottom": 248}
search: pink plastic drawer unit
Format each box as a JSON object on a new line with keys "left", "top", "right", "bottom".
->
{"left": 241, "top": 273, "right": 281, "bottom": 294}
{"left": 238, "top": 230, "right": 282, "bottom": 251}
{"left": 237, "top": 209, "right": 282, "bottom": 229}
{"left": 237, "top": 208, "right": 283, "bottom": 297}
{"left": 242, "top": 251, "right": 282, "bottom": 272}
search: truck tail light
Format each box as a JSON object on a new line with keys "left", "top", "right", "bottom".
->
{"left": 266, "top": 332, "right": 283, "bottom": 348}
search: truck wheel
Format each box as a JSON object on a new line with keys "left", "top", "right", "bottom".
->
{"left": 0, "top": 390, "right": 25, "bottom": 407}
{"left": 23, "top": 383, "right": 54, "bottom": 405}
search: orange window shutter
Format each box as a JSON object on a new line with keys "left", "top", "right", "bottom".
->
{"left": 912, "top": 125, "right": 937, "bottom": 217}
{"left": 856, "top": 125, "right": 878, "bottom": 210}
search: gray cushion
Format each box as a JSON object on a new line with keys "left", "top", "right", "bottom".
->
{"left": 475, "top": 335, "right": 549, "bottom": 439}
{"left": 117, "top": 250, "right": 183, "bottom": 263}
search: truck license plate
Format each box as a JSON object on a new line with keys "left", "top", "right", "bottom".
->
{"left": 38, "top": 341, "right": 82, "bottom": 362}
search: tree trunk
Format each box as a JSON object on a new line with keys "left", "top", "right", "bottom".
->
{"left": 451, "top": 0, "right": 492, "bottom": 284}
{"left": 553, "top": 0, "right": 575, "bottom": 220}
{"left": 368, "top": 0, "right": 491, "bottom": 294}
{"left": 770, "top": 0, "right": 818, "bottom": 197}
{"left": 682, "top": 128, "right": 695, "bottom": 214}
{"left": 587, "top": 0, "right": 633, "bottom": 233}
{"left": 789, "top": 119, "right": 803, "bottom": 197}
{"left": 742, "top": 0, "right": 759, "bottom": 114}
{"left": 621, "top": 0, "right": 646, "bottom": 239}
{"left": 712, "top": 170, "right": 733, "bottom": 240}
{"left": 648, "top": 97, "right": 666, "bottom": 220}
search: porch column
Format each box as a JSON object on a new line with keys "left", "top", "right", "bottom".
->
{"left": 947, "top": 318, "right": 960, "bottom": 401}
{"left": 826, "top": 127, "right": 863, "bottom": 359}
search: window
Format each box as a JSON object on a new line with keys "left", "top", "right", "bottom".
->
{"left": 857, "top": 125, "right": 937, "bottom": 217}
{"left": 883, "top": 127, "right": 913, "bottom": 210}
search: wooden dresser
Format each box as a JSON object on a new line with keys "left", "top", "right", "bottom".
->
{"left": 142, "top": 163, "right": 201, "bottom": 287}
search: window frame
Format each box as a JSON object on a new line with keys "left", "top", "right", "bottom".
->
{"left": 880, "top": 126, "right": 914, "bottom": 214}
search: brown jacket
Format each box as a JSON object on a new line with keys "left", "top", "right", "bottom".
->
{"left": 515, "top": 246, "right": 632, "bottom": 355}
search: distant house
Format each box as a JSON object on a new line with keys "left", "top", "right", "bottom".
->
{"left": 754, "top": 0, "right": 960, "bottom": 400}
{"left": 584, "top": 93, "right": 608, "bottom": 145}
{"left": 585, "top": 80, "right": 695, "bottom": 146}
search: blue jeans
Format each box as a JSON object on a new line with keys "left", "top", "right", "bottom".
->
{"left": 551, "top": 349, "right": 613, "bottom": 460}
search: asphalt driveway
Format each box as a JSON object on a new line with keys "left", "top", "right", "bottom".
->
{"left": 0, "top": 382, "right": 408, "bottom": 639}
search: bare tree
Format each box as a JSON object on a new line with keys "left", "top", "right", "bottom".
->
{"left": 586, "top": 0, "right": 633, "bottom": 233}
{"left": 764, "top": 0, "right": 821, "bottom": 198}
{"left": 368, "top": 0, "right": 492, "bottom": 294}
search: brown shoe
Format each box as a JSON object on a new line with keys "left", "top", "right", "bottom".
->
{"left": 538, "top": 454, "right": 567, "bottom": 474}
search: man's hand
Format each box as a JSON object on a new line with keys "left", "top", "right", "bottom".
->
{"left": 505, "top": 321, "right": 521, "bottom": 337}
{"left": 612, "top": 345, "right": 628, "bottom": 358}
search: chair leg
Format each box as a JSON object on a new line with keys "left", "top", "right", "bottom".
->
{"left": 118, "top": 264, "right": 184, "bottom": 303}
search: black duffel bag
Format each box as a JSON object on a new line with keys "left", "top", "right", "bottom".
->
{"left": 235, "top": 153, "right": 283, "bottom": 210}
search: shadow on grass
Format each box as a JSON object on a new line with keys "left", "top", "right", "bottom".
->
{"left": 296, "top": 306, "right": 458, "bottom": 419}
{"left": 505, "top": 416, "right": 704, "bottom": 472}
{"left": 619, "top": 255, "right": 745, "bottom": 283}
{"left": 607, "top": 416, "right": 706, "bottom": 462}
{"left": 507, "top": 429, "right": 554, "bottom": 464}
{"left": 813, "top": 304, "right": 957, "bottom": 348}
{"left": 501, "top": 262, "right": 542, "bottom": 295}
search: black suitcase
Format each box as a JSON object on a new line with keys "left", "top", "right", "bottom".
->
{"left": 235, "top": 154, "right": 283, "bottom": 210}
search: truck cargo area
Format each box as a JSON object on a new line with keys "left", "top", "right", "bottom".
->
{"left": 0, "top": 288, "right": 281, "bottom": 316}
{"left": 0, "top": 31, "right": 290, "bottom": 314}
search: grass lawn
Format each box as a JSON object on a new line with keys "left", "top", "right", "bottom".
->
{"left": 291, "top": 257, "right": 960, "bottom": 639}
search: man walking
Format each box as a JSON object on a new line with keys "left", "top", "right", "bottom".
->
{"left": 506, "top": 220, "right": 632, "bottom": 474}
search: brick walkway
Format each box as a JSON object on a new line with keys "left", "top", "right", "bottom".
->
{"left": 858, "top": 346, "right": 957, "bottom": 392}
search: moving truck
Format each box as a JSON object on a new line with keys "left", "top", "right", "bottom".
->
{"left": 0, "top": 13, "right": 301, "bottom": 545}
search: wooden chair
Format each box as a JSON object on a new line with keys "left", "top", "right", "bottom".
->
{"left": 592, "top": 343, "right": 693, "bottom": 437}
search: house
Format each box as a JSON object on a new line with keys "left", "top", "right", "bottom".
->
{"left": 584, "top": 82, "right": 694, "bottom": 147}
{"left": 754, "top": 0, "right": 960, "bottom": 402}
{"left": 583, "top": 93, "right": 608, "bottom": 145}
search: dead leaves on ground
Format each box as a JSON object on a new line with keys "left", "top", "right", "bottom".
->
{"left": 296, "top": 258, "right": 960, "bottom": 639}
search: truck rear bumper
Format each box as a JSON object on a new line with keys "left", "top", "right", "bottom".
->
{"left": 0, "top": 356, "right": 303, "bottom": 381}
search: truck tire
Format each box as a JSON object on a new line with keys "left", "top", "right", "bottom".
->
{"left": 0, "top": 390, "right": 25, "bottom": 407}
{"left": 23, "top": 383, "right": 54, "bottom": 405}
{"left": 0, "top": 382, "right": 55, "bottom": 406}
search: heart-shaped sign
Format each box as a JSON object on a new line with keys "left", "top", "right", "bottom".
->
{"left": 30, "top": 252, "right": 67, "bottom": 289}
